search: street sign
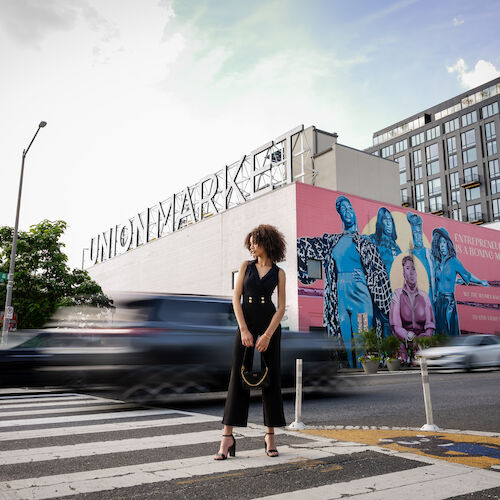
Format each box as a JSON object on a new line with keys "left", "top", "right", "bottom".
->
{"left": 5, "top": 306, "right": 14, "bottom": 320}
{"left": 0, "top": 273, "right": 7, "bottom": 282}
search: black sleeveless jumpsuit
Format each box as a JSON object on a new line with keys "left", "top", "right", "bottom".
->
{"left": 222, "top": 260, "right": 286, "bottom": 428}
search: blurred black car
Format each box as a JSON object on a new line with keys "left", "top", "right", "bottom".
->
{"left": 0, "top": 294, "right": 338, "bottom": 400}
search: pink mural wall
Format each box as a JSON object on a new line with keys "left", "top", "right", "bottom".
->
{"left": 296, "top": 183, "right": 500, "bottom": 348}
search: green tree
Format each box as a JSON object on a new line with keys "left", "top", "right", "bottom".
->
{"left": 0, "top": 220, "right": 111, "bottom": 329}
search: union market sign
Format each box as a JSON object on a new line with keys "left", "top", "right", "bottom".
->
{"left": 86, "top": 125, "right": 304, "bottom": 266}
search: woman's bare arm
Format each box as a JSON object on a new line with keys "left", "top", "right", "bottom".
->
{"left": 256, "top": 269, "right": 286, "bottom": 352}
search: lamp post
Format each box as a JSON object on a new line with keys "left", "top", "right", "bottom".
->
{"left": 2, "top": 121, "right": 47, "bottom": 341}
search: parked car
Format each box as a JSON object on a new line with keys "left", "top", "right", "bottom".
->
{"left": 0, "top": 294, "right": 339, "bottom": 400}
{"left": 420, "top": 334, "right": 500, "bottom": 371}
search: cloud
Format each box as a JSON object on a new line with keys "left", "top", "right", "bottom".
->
{"left": 447, "top": 58, "right": 500, "bottom": 89}
{"left": 0, "top": 0, "right": 116, "bottom": 48}
{"left": 452, "top": 17, "right": 464, "bottom": 26}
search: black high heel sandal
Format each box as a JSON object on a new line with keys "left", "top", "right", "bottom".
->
{"left": 214, "top": 434, "right": 236, "bottom": 460}
{"left": 264, "top": 432, "right": 279, "bottom": 457}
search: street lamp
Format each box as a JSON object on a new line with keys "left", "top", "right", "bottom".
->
{"left": 2, "top": 121, "right": 47, "bottom": 340}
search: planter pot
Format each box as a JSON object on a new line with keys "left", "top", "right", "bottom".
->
{"left": 362, "top": 359, "right": 379, "bottom": 374}
{"left": 386, "top": 359, "right": 401, "bottom": 371}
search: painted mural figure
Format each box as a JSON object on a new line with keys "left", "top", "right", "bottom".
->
{"left": 431, "top": 227, "right": 489, "bottom": 336}
{"left": 369, "top": 207, "right": 402, "bottom": 277}
{"left": 390, "top": 255, "right": 435, "bottom": 363}
{"left": 407, "top": 212, "right": 435, "bottom": 303}
{"left": 297, "top": 195, "right": 392, "bottom": 367}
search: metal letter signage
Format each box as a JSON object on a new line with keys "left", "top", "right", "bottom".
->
{"left": 85, "top": 125, "right": 305, "bottom": 265}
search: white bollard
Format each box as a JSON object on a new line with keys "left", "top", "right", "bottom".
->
{"left": 288, "top": 358, "right": 306, "bottom": 430}
{"left": 419, "top": 356, "right": 440, "bottom": 431}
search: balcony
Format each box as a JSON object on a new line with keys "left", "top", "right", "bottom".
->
{"left": 461, "top": 173, "right": 481, "bottom": 189}
{"left": 400, "top": 194, "right": 412, "bottom": 207}
{"left": 467, "top": 212, "right": 484, "bottom": 224}
{"left": 428, "top": 202, "right": 446, "bottom": 215}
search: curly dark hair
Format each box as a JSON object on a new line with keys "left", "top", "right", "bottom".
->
{"left": 244, "top": 224, "right": 286, "bottom": 263}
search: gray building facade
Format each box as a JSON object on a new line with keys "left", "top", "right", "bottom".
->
{"left": 366, "top": 77, "right": 500, "bottom": 225}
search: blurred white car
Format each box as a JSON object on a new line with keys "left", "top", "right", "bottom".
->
{"left": 421, "top": 334, "right": 500, "bottom": 371}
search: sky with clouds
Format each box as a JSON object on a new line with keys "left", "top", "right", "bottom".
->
{"left": 0, "top": 0, "right": 499, "bottom": 270}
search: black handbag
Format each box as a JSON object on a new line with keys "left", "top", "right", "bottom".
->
{"left": 240, "top": 347, "right": 270, "bottom": 390}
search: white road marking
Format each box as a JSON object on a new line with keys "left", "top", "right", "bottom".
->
{"left": 0, "top": 414, "right": 220, "bottom": 442}
{"left": 0, "top": 408, "right": 180, "bottom": 428}
{"left": 0, "top": 395, "right": 97, "bottom": 406}
{"left": 0, "top": 399, "right": 118, "bottom": 410}
{"left": 0, "top": 402, "right": 135, "bottom": 418}
{"left": 0, "top": 429, "right": 225, "bottom": 464}
{"left": 253, "top": 463, "right": 500, "bottom": 499}
{"left": 0, "top": 445, "right": 335, "bottom": 499}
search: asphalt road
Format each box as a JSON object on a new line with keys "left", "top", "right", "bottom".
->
{"left": 164, "top": 369, "right": 500, "bottom": 433}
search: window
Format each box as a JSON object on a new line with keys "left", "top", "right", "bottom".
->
{"left": 425, "top": 143, "right": 439, "bottom": 160}
{"left": 447, "top": 136, "right": 457, "bottom": 153}
{"left": 307, "top": 259, "right": 323, "bottom": 280}
{"left": 467, "top": 203, "right": 482, "bottom": 222}
{"left": 395, "top": 139, "right": 408, "bottom": 154}
{"left": 448, "top": 154, "right": 458, "bottom": 169}
{"left": 396, "top": 156, "right": 407, "bottom": 184}
{"left": 415, "top": 183, "right": 424, "bottom": 200}
{"left": 427, "top": 160, "right": 440, "bottom": 176}
{"left": 493, "top": 198, "right": 500, "bottom": 220}
{"left": 428, "top": 178, "right": 441, "bottom": 196}
{"left": 415, "top": 165, "right": 423, "bottom": 180}
{"left": 482, "top": 101, "right": 499, "bottom": 119}
{"left": 450, "top": 172, "right": 459, "bottom": 190}
{"left": 461, "top": 110, "right": 477, "bottom": 127}
{"left": 373, "top": 150, "right": 379, "bottom": 156}
{"left": 464, "top": 165, "right": 479, "bottom": 183}
{"left": 487, "top": 141, "right": 498, "bottom": 156}
{"left": 413, "top": 150, "right": 422, "bottom": 166}
{"left": 485, "top": 121, "right": 496, "bottom": 140}
{"left": 444, "top": 117, "right": 460, "bottom": 134}
{"left": 451, "top": 189, "right": 461, "bottom": 204}
{"left": 429, "top": 195, "right": 443, "bottom": 212}
{"left": 461, "top": 130, "right": 476, "bottom": 148}
{"left": 381, "top": 144, "right": 394, "bottom": 158}
{"left": 489, "top": 159, "right": 500, "bottom": 178}
{"left": 462, "top": 147, "right": 477, "bottom": 164}
{"left": 411, "top": 132, "right": 425, "bottom": 147}
{"left": 426, "top": 126, "right": 440, "bottom": 141}
{"left": 400, "top": 188, "right": 408, "bottom": 203}
{"left": 417, "top": 200, "right": 425, "bottom": 212}
{"left": 466, "top": 186, "right": 481, "bottom": 201}
{"left": 491, "top": 179, "right": 500, "bottom": 195}
{"left": 451, "top": 208, "right": 463, "bottom": 221}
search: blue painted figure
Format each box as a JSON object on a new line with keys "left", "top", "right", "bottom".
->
{"left": 369, "top": 207, "right": 401, "bottom": 277}
{"left": 297, "top": 196, "right": 392, "bottom": 367}
{"left": 369, "top": 207, "right": 400, "bottom": 337}
{"left": 407, "top": 212, "right": 435, "bottom": 304}
{"left": 431, "top": 227, "right": 489, "bottom": 336}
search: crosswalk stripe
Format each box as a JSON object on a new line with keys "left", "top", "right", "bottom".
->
{"left": 0, "top": 407, "right": 180, "bottom": 428}
{"left": 253, "top": 463, "right": 500, "bottom": 500}
{"left": 0, "top": 414, "right": 220, "bottom": 442}
{"left": 0, "top": 394, "right": 97, "bottom": 405}
{"left": 0, "top": 399, "right": 122, "bottom": 410}
{"left": 0, "top": 445, "right": 334, "bottom": 499}
{"left": 0, "top": 429, "right": 225, "bottom": 465}
{"left": 0, "top": 402, "right": 136, "bottom": 418}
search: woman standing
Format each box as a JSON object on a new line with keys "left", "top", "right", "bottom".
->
{"left": 215, "top": 224, "right": 287, "bottom": 460}
{"left": 431, "top": 227, "right": 489, "bottom": 336}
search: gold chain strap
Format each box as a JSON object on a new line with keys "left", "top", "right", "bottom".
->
{"left": 240, "top": 365, "right": 269, "bottom": 387}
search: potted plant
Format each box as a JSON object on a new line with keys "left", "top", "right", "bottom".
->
{"left": 380, "top": 335, "right": 402, "bottom": 371}
{"left": 354, "top": 328, "right": 381, "bottom": 374}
